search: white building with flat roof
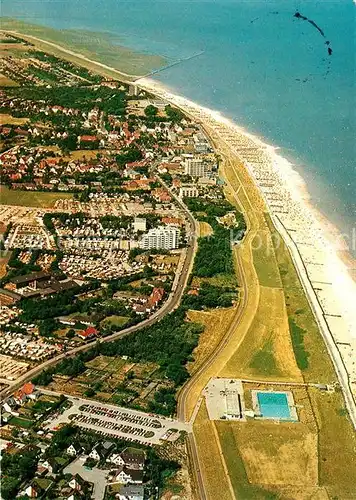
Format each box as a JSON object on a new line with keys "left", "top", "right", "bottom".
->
{"left": 179, "top": 185, "right": 199, "bottom": 198}
{"left": 184, "top": 158, "right": 212, "bottom": 178}
{"left": 133, "top": 217, "right": 147, "bottom": 232}
{"left": 140, "top": 226, "right": 180, "bottom": 250}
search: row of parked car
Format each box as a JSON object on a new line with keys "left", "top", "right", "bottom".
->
{"left": 72, "top": 413, "right": 155, "bottom": 440}
{"left": 79, "top": 403, "right": 162, "bottom": 429}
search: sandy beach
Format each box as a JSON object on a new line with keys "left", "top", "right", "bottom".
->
{"left": 136, "top": 76, "right": 356, "bottom": 426}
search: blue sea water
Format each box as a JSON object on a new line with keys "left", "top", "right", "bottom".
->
{"left": 2, "top": 0, "right": 355, "bottom": 253}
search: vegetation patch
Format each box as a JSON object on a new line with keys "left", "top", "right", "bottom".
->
{"left": 249, "top": 337, "right": 279, "bottom": 376}
{"left": 289, "top": 318, "right": 309, "bottom": 370}
{"left": 8, "top": 416, "right": 34, "bottom": 428}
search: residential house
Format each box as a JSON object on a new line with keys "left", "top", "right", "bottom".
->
{"left": 89, "top": 441, "right": 115, "bottom": 461}
{"left": 121, "top": 447, "right": 146, "bottom": 470}
{"left": 77, "top": 326, "right": 99, "bottom": 340}
{"left": 107, "top": 452, "right": 125, "bottom": 466}
{"left": 113, "top": 466, "right": 134, "bottom": 485}
{"left": 24, "top": 485, "right": 40, "bottom": 498}
{"left": 118, "top": 484, "right": 144, "bottom": 500}
{"left": 13, "top": 382, "right": 37, "bottom": 405}
{"left": 67, "top": 444, "right": 81, "bottom": 457}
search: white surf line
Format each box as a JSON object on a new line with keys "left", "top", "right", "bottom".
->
{"left": 135, "top": 77, "right": 356, "bottom": 429}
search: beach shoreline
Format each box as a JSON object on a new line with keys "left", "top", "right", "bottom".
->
{"left": 1, "top": 28, "right": 355, "bottom": 423}
{"left": 135, "top": 76, "right": 356, "bottom": 426}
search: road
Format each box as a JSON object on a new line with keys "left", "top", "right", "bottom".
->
{"left": 0, "top": 182, "right": 198, "bottom": 400}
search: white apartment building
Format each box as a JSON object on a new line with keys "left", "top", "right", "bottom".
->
{"left": 184, "top": 158, "right": 212, "bottom": 177}
{"left": 179, "top": 185, "right": 199, "bottom": 198}
{"left": 133, "top": 217, "right": 147, "bottom": 232}
{"left": 140, "top": 226, "right": 180, "bottom": 250}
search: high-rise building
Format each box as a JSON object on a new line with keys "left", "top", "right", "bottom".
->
{"left": 184, "top": 158, "right": 212, "bottom": 177}
{"left": 140, "top": 226, "right": 180, "bottom": 250}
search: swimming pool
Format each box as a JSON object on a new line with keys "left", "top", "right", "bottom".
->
{"left": 256, "top": 391, "right": 291, "bottom": 420}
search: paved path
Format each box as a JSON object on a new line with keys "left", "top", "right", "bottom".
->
{"left": 64, "top": 458, "right": 108, "bottom": 500}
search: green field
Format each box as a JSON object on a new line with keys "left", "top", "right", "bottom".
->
{"left": 1, "top": 18, "right": 167, "bottom": 78}
{"left": 8, "top": 416, "right": 34, "bottom": 428}
{"left": 0, "top": 186, "right": 72, "bottom": 208}
{"left": 100, "top": 315, "right": 129, "bottom": 328}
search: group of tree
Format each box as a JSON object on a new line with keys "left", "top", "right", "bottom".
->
{"left": 182, "top": 282, "right": 237, "bottom": 310}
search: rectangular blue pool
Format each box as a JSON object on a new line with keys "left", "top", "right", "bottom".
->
{"left": 257, "top": 391, "right": 291, "bottom": 420}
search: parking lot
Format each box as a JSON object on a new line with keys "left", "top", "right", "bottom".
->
{"left": 42, "top": 391, "right": 190, "bottom": 445}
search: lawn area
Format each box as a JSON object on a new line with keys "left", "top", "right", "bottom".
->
{"left": 198, "top": 221, "right": 213, "bottom": 238}
{"left": 63, "top": 149, "right": 103, "bottom": 161}
{"left": 252, "top": 229, "right": 282, "bottom": 288}
{"left": 193, "top": 402, "right": 234, "bottom": 500}
{"left": 8, "top": 416, "right": 34, "bottom": 428}
{"left": 100, "top": 315, "right": 129, "bottom": 328}
{"left": 215, "top": 422, "right": 278, "bottom": 500}
{"left": 222, "top": 286, "right": 302, "bottom": 382}
{"left": 216, "top": 420, "right": 320, "bottom": 497}
{"left": 0, "top": 186, "right": 72, "bottom": 208}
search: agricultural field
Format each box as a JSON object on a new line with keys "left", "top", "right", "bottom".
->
{"left": 0, "top": 113, "right": 29, "bottom": 125}
{"left": 46, "top": 354, "right": 167, "bottom": 410}
{"left": 0, "top": 186, "right": 73, "bottom": 208}
{"left": 0, "top": 74, "right": 19, "bottom": 87}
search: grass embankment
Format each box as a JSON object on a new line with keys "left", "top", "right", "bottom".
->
{"left": 193, "top": 402, "right": 234, "bottom": 500}
{"left": 266, "top": 215, "right": 336, "bottom": 383}
{"left": 222, "top": 285, "right": 302, "bottom": 381}
{"left": 1, "top": 18, "right": 167, "bottom": 78}
{"left": 309, "top": 388, "right": 356, "bottom": 498}
{"left": 191, "top": 140, "right": 356, "bottom": 498}
{"left": 186, "top": 307, "right": 236, "bottom": 374}
{"left": 0, "top": 185, "right": 72, "bottom": 208}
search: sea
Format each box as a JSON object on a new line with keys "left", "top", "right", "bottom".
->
{"left": 2, "top": 0, "right": 356, "bottom": 256}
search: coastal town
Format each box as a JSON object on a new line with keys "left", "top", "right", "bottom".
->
{"left": 1, "top": 28, "right": 356, "bottom": 500}
{"left": 0, "top": 32, "right": 242, "bottom": 500}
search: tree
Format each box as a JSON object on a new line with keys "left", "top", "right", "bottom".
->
{"left": 66, "top": 329, "right": 76, "bottom": 339}
{"left": 144, "top": 105, "right": 158, "bottom": 118}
